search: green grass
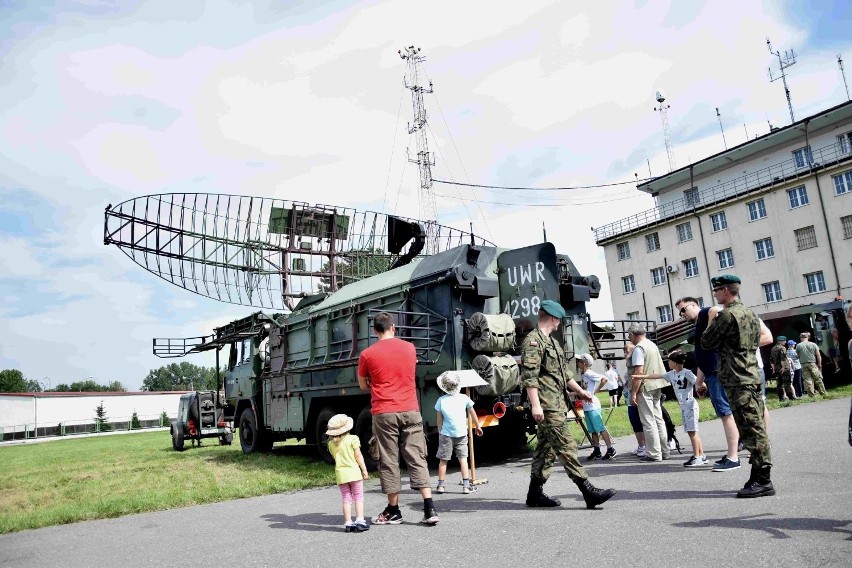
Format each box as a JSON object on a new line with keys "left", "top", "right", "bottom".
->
{"left": 0, "top": 432, "right": 335, "bottom": 534}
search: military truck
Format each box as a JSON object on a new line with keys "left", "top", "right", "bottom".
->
{"left": 155, "top": 241, "right": 602, "bottom": 461}
{"left": 170, "top": 391, "right": 234, "bottom": 451}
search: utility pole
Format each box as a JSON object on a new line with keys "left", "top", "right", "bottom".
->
{"left": 767, "top": 37, "right": 797, "bottom": 124}
{"left": 654, "top": 89, "right": 676, "bottom": 172}
{"left": 716, "top": 107, "right": 727, "bottom": 150}
{"left": 399, "top": 46, "right": 438, "bottom": 253}
{"left": 839, "top": 54, "right": 850, "bottom": 102}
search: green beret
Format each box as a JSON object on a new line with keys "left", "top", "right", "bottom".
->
{"left": 776, "top": 336, "right": 786, "bottom": 342}
{"left": 539, "top": 300, "right": 566, "bottom": 319}
{"left": 711, "top": 274, "right": 741, "bottom": 288}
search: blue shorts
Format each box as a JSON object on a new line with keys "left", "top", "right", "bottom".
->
{"left": 584, "top": 409, "right": 606, "bottom": 433}
{"left": 705, "top": 373, "right": 732, "bottom": 417}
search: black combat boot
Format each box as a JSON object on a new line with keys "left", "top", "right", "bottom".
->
{"left": 526, "top": 478, "right": 561, "bottom": 507}
{"left": 736, "top": 464, "right": 775, "bottom": 498}
{"left": 576, "top": 479, "right": 616, "bottom": 509}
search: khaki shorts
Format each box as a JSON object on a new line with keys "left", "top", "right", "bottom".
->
{"left": 436, "top": 433, "right": 468, "bottom": 461}
{"left": 372, "top": 411, "right": 431, "bottom": 494}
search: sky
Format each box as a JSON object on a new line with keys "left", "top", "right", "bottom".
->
{"left": 1, "top": 0, "right": 851, "bottom": 391}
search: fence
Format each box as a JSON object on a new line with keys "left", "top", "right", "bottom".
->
{"left": 1, "top": 413, "right": 176, "bottom": 442}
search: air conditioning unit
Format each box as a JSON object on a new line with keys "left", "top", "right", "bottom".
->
{"left": 665, "top": 264, "right": 679, "bottom": 274}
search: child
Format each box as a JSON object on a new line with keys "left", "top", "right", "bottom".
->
{"left": 576, "top": 354, "right": 617, "bottom": 460}
{"left": 634, "top": 352, "right": 707, "bottom": 467}
{"left": 326, "top": 413, "right": 370, "bottom": 532}
{"left": 604, "top": 363, "right": 621, "bottom": 408}
{"left": 434, "top": 371, "right": 483, "bottom": 494}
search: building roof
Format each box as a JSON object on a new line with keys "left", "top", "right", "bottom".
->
{"left": 0, "top": 391, "right": 189, "bottom": 398}
{"left": 637, "top": 99, "right": 852, "bottom": 196}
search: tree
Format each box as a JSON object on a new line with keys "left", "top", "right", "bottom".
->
{"left": 317, "top": 249, "right": 390, "bottom": 293}
{"left": 93, "top": 400, "right": 111, "bottom": 432}
{"left": 0, "top": 369, "right": 41, "bottom": 393}
{"left": 142, "top": 362, "right": 218, "bottom": 392}
{"left": 130, "top": 411, "right": 141, "bottom": 430}
{"left": 54, "top": 379, "right": 125, "bottom": 392}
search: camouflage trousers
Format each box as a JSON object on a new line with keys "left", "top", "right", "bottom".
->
{"left": 530, "top": 412, "right": 587, "bottom": 484}
{"left": 775, "top": 369, "right": 795, "bottom": 400}
{"left": 801, "top": 363, "right": 827, "bottom": 396}
{"left": 724, "top": 384, "right": 772, "bottom": 468}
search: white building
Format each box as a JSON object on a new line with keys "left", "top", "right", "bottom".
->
{"left": 595, "top": 100, "right": 852, "bottom": 323}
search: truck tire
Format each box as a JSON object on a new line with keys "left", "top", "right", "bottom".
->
{"left": 315, "top": 407, "right": 336, "bottom": 464}
{"left": 239, "top": 408, "right": 266, "bottom": 454}
{"left": 354, "top": 406, "right": 377, "bottom": 471}
{"left": 171, "top": 426, "right": 185, "bottom": 452}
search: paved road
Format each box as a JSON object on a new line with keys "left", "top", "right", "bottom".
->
{"left": 2, "top": 398, "right": 851, "bottom": 567}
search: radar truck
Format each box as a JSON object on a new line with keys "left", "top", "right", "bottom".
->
{"left": 155, "top": 241, "right": 602, "bottom": 461}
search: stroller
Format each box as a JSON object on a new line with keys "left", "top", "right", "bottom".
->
{"left": 660, "top": 396, "right": 683, "bottom": 454}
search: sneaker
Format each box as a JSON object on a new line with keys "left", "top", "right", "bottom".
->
{"left": 435, "top": 484, "right": 446, "bottom": 494}
{"left": 683, "top": 455, "right": 708, "bottom": 467}
{"left": 638, "top": 455, "right": 662, "bottom": 462}
{"left": 602, "top": 447, "right": 617, "bottom": 460}
{"left": 353, "top": 519, "right": 369, "bottom": 532}
{"left": 712, "top": 457, "right": 741, "bottom": 472}
{"left": 462, "top": 485, "right": 471, "bottom": 494}
{"left": 421, "top": 507, "right": 439, "bottom": 525}
{"left": 635, "top": 447, "right": 647, "bottom": 458}
{"left": 587, "top": 447, "right": 602, "bottom": 461}
{"left": 344, "top": 523, "right": 355, "bottom": 533}
{"left": 372, "top": 508, "right": 403, "bottom": 525}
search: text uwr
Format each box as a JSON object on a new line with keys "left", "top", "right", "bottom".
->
{"left": 506, "top": 262, "right": 545, "bottom": 286}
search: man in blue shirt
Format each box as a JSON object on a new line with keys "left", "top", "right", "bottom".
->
{"left": 676, "top": 297, "right": 741, "bottom": 472}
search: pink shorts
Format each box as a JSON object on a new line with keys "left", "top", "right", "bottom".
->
{"left": 338, "top": 480, "right": 364, "bottom": 505}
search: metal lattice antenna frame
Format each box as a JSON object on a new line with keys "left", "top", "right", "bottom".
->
{"left": 654, "top": 91, "right": 676, "bottom": 173}
{"left": 104, "top": 193, "right": 492, "bottom": 310}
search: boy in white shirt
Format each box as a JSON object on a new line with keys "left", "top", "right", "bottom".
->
{"left": 576, "top": 354, "right": 617, "bottom": 460}
{"left": 434, "top": 371, "right": 483, "bottom": 494}
{"left": 634, "top": 352, "right": 707, "bottom": 467}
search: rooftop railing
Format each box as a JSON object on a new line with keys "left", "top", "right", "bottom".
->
{"left": 594, "top": 140, "right": 852, "bottom": 244}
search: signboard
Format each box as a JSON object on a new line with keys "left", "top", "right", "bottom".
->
{"left": 497, "top": 243, "right": 560, "bottom": 333}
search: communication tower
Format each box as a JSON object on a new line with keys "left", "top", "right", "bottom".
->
{"left": 766, "top": 38, "right": 797, "bottom": 124}
{"left": 716, "top": 107, "right": 728, "bottom": 150}
{"left": 840, "top": 54, "right": 850, "bottom": 102}
{"left": 654, "top": 89, "right": 676, "bottom": 172}
{"left": 399, "top": 46, "right": 439, "bottom": 253}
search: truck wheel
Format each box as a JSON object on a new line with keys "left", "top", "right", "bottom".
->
{"left": 239, "top": 408, "right": 264, "bottom": 454}
{"left": 354, "top": 406, "right": 377, "bottom": 471}
{"left": 219, "top": 432, "right": 234, "bottom": 446}
{"left": 315, "top": 407, "right": 336, "bottom": 464}
{"left": 171, "top": 426, "right": 185, "bottom": 452}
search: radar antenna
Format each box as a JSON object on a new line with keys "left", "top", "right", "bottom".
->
{"left": 104, "top": 194, "right": 491, "bottom": 310}
{"left": 766, "top": 37, "right": 797, "bottom": 124}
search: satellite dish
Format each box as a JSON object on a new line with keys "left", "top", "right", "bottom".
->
{"left": 104, "top": 193, "right": 492, "bottom": 310}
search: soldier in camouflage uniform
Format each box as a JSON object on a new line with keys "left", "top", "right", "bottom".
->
{"left": 521, "top": 299, "right": 616, "bottom": 509}
{"left": 701, "top": 275, "right": 775, "bottom": 498}
{"left": 769, "top": 336, "right": 796, "bottom": 401}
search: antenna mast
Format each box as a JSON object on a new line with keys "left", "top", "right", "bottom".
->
{"left": 839, "top": 54, "right": 850, "bottom": 102}
{"left": 716, "top": 107, "right": 728, "bottom": 150}
{"left": 399, "top": 46, "right": 438, "bottom": 253}
{"left": 766, "top": 37, "right": 797, "bottom": 123}
{"left": 654, "top": 89, "right": 676, "bottom": 172}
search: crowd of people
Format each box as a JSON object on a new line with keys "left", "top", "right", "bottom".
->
{"left": 324, "top": 279, "right": 848, "bottom": 531}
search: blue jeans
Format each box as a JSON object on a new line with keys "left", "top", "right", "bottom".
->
{"left": 705, "top": 373, "right": 732, "bottom": 417}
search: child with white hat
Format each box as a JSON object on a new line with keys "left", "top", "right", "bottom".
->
{"left": 434, "top": 371, "right": 483, "bottom": 495}
{"left": 326, "top": 413, "right": 370, "bottom": 532}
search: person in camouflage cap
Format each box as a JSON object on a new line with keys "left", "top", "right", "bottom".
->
{"left": 700, "top": 275, "right": 775, "bottom": 498}
{"left": 520, "top": 299, "right": 616, "bottom": 509}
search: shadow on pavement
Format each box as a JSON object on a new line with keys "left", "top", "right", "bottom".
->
{"left": 673, "top": 513, "right": 852, "bottom": 540}
{"left": 599, "top": 488, "right": 734, "bottom": 500}
{"left": 261, "top": 512, "right": 345, "bottom": 533}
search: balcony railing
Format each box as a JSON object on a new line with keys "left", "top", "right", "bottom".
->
{"left": 594, "top": 140, "right": 852, "bottom": 244}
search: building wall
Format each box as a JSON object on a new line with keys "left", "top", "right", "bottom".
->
{"left": 606, "top": 160, "right": 852, "bottom": 322}
{"left": 0, "top": 392, "right": 186, "bottom": 430}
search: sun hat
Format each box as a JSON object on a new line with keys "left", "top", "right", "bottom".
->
{"left": 437, "top": 371, "right": 461, "bottom": 396}
{"left": 577, "top": 353, "right": 594, "bottom": 366}
{"left": 325, "top": 414, "right": 354, "bottom": 436}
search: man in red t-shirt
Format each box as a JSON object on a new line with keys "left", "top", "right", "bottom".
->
{"left": 358, "top": 312, "right": 437, "bottom": 526}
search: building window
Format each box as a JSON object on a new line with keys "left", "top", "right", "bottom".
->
{"left": 657, "top": 305, "right": 673, "bottom": 323}
{"left": 762, "top": 281, "right": 783, "bottom": 303}
{"left": 676, "top": 222, "right": 693, "bottom": 242}
{"left": 616, "top": 241, "right": 631, "bottom": 261}
{"left": 651, "top": 267, "right": 666, "bottom": 286}
{"left": 682, "top": 258, "right": 699, "bottom": 278}
{"left": 833, "top": 170, "right": 852, "bottom": 195}
{"left": 622, "top": 275, "right": 636, "bottom": 294}
{"left": 627, "top": 311, "right": 640, "bottom": 321}
{"left": 747, "top": 198, "right": 767, "bottom": 221}
{"left": 754, "top": 238, "right": 775, "bottom": 260}
{"left": 792, "top": 145, "right": 813, "bottom": 169}
{"left": 842, "top": 215, "right": 852, "bottom": 239}
{"left": 710, "top": 211, "right": 728, "bottom": 232}
{"left": 645, "top": 232, "right": 661, "bottom": 252}
{"left": 684, "top": 187, "right": 700, "bottom": 207}
{"left": 717, "top": 248, "right": 735, "bottom": 269}
{"left": 805, "top": 271, "right": 826, "bottom": 294}
{"left": 786, "top": 186, "right": 809, "bottom": 208}
{"left": 794, "top": 225, "right": 817, "bottom": 250}
{"left": 838, "top": 132, "right": 852, "bottom": 154}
